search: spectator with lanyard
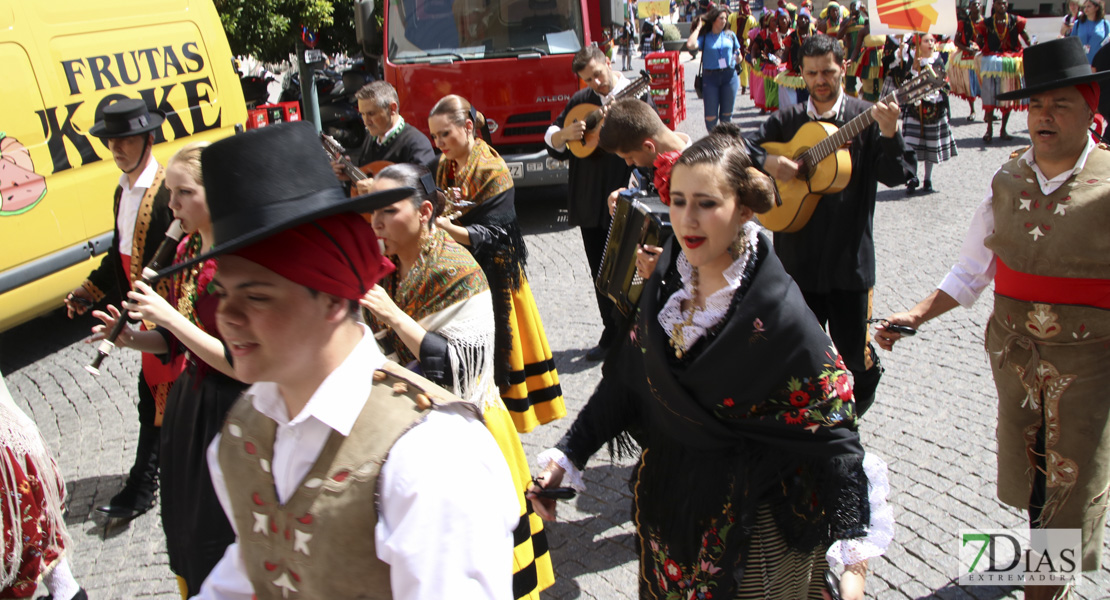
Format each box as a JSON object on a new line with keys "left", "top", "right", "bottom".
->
{"left": 687, "top": 4, "right": 743, "bottom": 130}
{"left": 1071, "top": 0, "right": 1110, "bottom": 63}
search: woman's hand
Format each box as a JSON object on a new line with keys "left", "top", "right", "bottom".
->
{"left": 89, "top": 305, "right": 135, "bottom": 348}
{"left": 123, "top": 281, "right": 178, "bottom": 328}
{"left": 435, "top": 216, "right": 470, "bottom": 245}
{"left": 525, "top": 461, "right": 567, "bottom": 522}
{"left": 359, "top": 285, "right": 404, "bottom": 327}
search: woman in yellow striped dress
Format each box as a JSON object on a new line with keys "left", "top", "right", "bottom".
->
{"left": 428, "top": 94, "right": 565, "bottom": 434}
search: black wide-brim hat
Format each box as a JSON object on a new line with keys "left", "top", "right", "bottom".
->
{"left": 154, "top": 121, "right": 412, "bottom": 280}
{"left": 997, "top": 37, "right": 1110, "bottom": 101}
{"left": 89, "top": 98, "right": 166, "bottom": 139}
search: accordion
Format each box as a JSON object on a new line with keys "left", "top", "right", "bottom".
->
{"left": 596, "top": 188, "right": 672, "bottom": 317}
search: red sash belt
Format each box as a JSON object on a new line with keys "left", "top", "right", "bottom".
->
{"left": 995, "top": 258, "right": 1110, "bottom": 309}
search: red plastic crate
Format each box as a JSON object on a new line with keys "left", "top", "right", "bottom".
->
{"left": 279, "top": 101, "right": 301, "bottom": 122}
{"left": 645, "top": 51, "right": 680, "bottom": 74}
{"left": 247, "top": 108, "right": 268, "bottom": 129}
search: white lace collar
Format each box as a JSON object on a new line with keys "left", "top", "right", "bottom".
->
{"left": 658, "top": 222, "right": 760, "bottom": 355}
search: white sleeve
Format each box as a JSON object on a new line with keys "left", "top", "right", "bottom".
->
{"left": 194, "top": 435, "right": 255, "bottom": 600}
{"left": 544, "top": 123, "right": 565, "bottom": 151}
{"left": 826, "top": 453, "right": 894, "bottom": 568}
{"left": 376, "top": 408, "right": 517, "bottom": 600}
{"left": 937, "top": 193, "right": 996, "bottom": 308}
{"left": 536, "top": 447, "right": 587, "bottom": 492}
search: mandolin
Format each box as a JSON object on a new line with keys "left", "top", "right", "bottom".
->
{"left": 759, "top": 66, "right": 946, "bottom": 232}
{"left": 320, "top": 133, "right": 393, "bottom": 196}
{"left": 563, "top": 70, "right": 653, "bottom": 159}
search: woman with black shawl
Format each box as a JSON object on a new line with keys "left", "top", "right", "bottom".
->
{"left": 529, "top": 124, "right": 892, "bottom": 599}
{"left": 428, "top": 94, "right": 565, "bottom": 434}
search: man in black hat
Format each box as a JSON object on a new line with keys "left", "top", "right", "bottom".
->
{"left": 182, "top": 121, "right": 518, "bottom": 598}
{"left": 65, "top": 98, "right": 178, "bottom": 520}
{"left": 879, "top": 37, "right": 1110, "bottom": 598}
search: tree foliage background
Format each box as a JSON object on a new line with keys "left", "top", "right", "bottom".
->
{"left": 215, "top": 0, "right": 364, "bottom": 62}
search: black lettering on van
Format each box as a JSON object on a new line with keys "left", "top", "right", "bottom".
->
{"left": 35, "top": 102, "right": 103, "bottom": 173}
{"left": 181, "top": 76, "right": 221, "bottom": 133}
{"left": 162, "top": 46, "right": 186, "bottom": 77}
{"left": 62, "top": 60, "right": 86, "bottom": 96}
{"left": 135, "top": 48, "right": 163, "bottom": 82}
{"left": 136, "top": 85, "right": 189, "bottom": 143}
{"left": 87, "top": 55, "right": 121, "bottom": 91}
{"left": 181, "top": 42, "right": 205, "bottom": 73}
{"left": 114, "top": 51, "right": 142, "bottom": 85}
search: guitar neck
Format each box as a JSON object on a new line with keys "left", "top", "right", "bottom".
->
{"left": 802, "top": 101, "right": 879, "bottom": 165}
{"left": 321, "top": 135, "right": 368, "bottom": 182}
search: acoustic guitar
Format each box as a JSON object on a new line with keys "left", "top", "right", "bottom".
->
{"left": 564, "top": 70, "right": 653, "bottom": 159}
{"left": 320, "top": 133, "right": 393, "bottom": 196}
{"left": 759, "top": 66, "right": 946, "bottom": 232}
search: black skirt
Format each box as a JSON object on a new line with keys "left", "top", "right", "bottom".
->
{"left": 159, "top": 363, "right": 247, "bottom": 595}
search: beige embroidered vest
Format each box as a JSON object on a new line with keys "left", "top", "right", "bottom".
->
{"left": 986, "top": 145, "right": 1110, "bottom": 279}
{"left": 217, "top": 362, "right": 472, "bottom": 599}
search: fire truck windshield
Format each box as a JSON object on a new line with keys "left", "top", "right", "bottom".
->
{"left": 387, "top": 0, "right": 586, "bottom": 63}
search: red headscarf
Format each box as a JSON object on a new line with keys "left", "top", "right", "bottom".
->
{"left": 1076, "top": 82, "right": 1100, "bottom": 114}
{"left": 231, "top": 213, "right": 394, "bottom": 300}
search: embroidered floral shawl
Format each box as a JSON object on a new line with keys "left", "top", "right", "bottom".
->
{"left": 605, "top": 232, "right": 869, "bottom": 597}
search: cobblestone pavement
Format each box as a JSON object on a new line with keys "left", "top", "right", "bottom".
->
{"left": 2, "top": 52, "right": 1109, "bottom": 599}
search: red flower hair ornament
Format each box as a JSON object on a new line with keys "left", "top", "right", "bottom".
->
{"left": 652, "top": 150, "right": 684, "bottom": 206}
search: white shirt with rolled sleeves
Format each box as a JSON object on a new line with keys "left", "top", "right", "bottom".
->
{"left": 196, "top": 325, "right": 518, "bottom": 600}
{"left": 937, "top": 136, "right": 1096, "bottom": 306}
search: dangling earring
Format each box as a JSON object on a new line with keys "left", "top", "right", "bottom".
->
{"left": 729, "top": 233, "right": 744, "bottom": 261}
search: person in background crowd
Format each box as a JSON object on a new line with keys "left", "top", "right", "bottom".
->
{"left": 64, "top": 98, "right": 182, "bottom": 521}
{"left": 877, "top": 37, "right": 1110, "bottom": 600}
{"left": 898, "top": 33, "right": 958, "bottom": 195}
{"left": 731, "top": 1, "right": 758, "bottom": 95}
{"left": 0, "top": 369, "right": 85, "bottom": 600}
{"left": 975, "top": 0, "right": 1031, "bottom": 143}
{"left": 1071, "top": 0, "right": 1110, "bottom": 63}
{"left": 431, "top": 95, "right": 566, "bottom": 433}
{"left": 840, "top": 1, "right": 884, "bottom": 102}
{"left": 546, "top": 46, "right": 651, "bottom": 362}
{"left": 687, "top": 4, "right": 742, "bottom": 130}
{"left": 951, "top": 0, "right": 984, "bottom": 122}
{"left": 620, "top": 17, "right": 637, "bottom": 70}
{"left": 180, "top": 122, "right": 518, "bottom": 599}
{"left": 330, "top": 81, "right": 436, "bottom": 191}
{"left": 529, "top": 125, "right": 892, "bottom": 600}
{"left": 817, "top": 0, "right": 849, "bottom": 35}
{"left": 362, "top": 164, "right": 555, "bottom": 599}
{"left": 1061, "top": 0, "right": 1081, "bottom": 37}
{"left": 780, "top": 8, "right": 815, "bottom": 110}
{"left": 754, "top": 33, "right": 912, "bottom": 418}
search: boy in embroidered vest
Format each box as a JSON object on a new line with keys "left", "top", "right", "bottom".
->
{"left": 163, "top": 122, "right": 519, "bottom": 600}
{"left": 879, "top": 37, "right": 1110, "bottom": 600}
{"left": 65, "top": 98, "right": 182, "bottom": 520}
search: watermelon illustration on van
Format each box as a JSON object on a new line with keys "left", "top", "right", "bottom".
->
{"left": 0, "top": 133, "right": 47, "bottom": 216}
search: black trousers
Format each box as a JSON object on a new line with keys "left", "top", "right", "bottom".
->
{"left": 130, "top": 373, "right": 161, "bottom": 493}
{"left": 580, "top": 223, "right": 618, "bottom": 348}
{"left": 801, "top": 289, "right": 883, "bottom": 417}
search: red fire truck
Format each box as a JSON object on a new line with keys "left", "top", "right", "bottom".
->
{"left": 355, "top": 0, "right": 623, "bottom": 187}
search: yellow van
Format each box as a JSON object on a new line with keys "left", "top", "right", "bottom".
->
{"left": 0, "top": 0, "right": 246, "bottom": 331}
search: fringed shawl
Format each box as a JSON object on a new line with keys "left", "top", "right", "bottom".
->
{"left": 369, "top": 228, "right": 499, "bottom": 411}
{"left": 0, "top": 374, "right": 68, "bottom": 590}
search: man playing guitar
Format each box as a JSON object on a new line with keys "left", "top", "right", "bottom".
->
{"left": 330, "top": 81, "right": 436, "bottom": 193}
{"left": 753, "top": 33, "right": 911, "bottom": 417}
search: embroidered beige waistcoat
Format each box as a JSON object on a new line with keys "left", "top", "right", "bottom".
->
{"left": 217, "top": 362, "right": 469, "bottom": 599}
{"left": 986, "top": 145, "right": 1110, "bottom": 279}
